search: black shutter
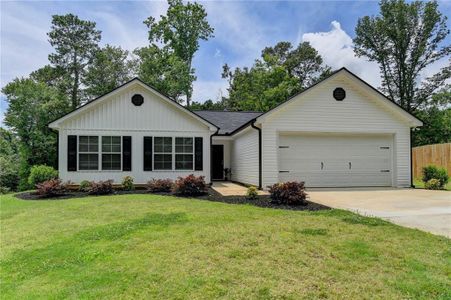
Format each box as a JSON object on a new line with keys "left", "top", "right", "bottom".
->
{"left": 122, "top": 136, "right": 132, "bottom": 171}
{"left": 195, "top": 137, "right": 203, "bottom": 171}
{"left": 67, "top": 135, "right": 77, "bottom": 172}
{"left": 143, "top": 137, "right": 152, "bottom": 171}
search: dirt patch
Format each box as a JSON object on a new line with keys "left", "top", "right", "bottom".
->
{"left": 14, "top": 188, "right": 329, "bottom": 211}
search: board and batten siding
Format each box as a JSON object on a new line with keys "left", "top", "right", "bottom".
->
{"left": 231, "top": 127, "right": 259, "bottom": 186}
{"left": 259, "top": 72, "right": 414, "bottom": 188}
{"left": 55, "top": 83, "right": 214, "bottom": 184}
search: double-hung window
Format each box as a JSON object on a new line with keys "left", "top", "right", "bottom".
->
{"left": 102, "top": 136, "right": 121, "bottom": 170}
{"left": 79, "top": 136, "right": 99, "bottom": 170}
{"left": 175, "top": 137, "right": 193, "bottom": 170}
{"left": 154, "top": 137, "right": 172, "bottom": 170}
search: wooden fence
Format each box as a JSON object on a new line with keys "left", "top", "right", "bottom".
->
{"left": 412, "top": 143, "right": 451, "bottom": 179}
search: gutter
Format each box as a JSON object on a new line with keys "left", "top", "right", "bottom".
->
{"left": 250, "top": 121, "right": 262, "bottom": 189}
{"left": 410, "top": 128, "right": 414, "bottom": 188}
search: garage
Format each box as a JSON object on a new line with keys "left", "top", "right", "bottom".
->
{"left": 278, "top": 133, "right": 393, "bottom": 187}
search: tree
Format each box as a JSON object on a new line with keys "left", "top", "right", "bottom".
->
{"left": 354, "top": 0, "right": 450, "bottom": 112}
{"left": 190, "top": 99, "right": 228, "bottom": 111}
{"left": 222, "top": 41, "right": 330, "bottom": 111}
{"left": 0, "top": 128, "right": 20, "bottom": 191}
{"left": 134, "top": 45, "right": 194, "bottom": 102}
{"left": 143, "top": 0, "right": 214, "bottom": 106}
{"left": 412, "top": 88, "right": 451, "bottom": 146}
{"left": 84, "top": 45, "right": 134, "bottom": 99}
{"left": 2, "top": 78, "right": 69, "bottom": 189}
{"left": 48, "top": 14, "right": 101, "bottom": 108}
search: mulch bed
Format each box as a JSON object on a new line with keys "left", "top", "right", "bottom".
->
{"left": 14, "top": 188, "right": 329, "bottom": 211}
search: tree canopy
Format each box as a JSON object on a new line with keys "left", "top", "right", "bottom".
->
{"left": 354, "top": 0, "right": 450, "bottom": 112}
{"left": 222, "top": 41, "right": 331, "bottom": 111}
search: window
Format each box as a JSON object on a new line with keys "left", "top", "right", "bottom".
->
{"left": 79, "top": 136, "right": 99, "bottom": 170}
{"left": 175, "top": 137, "right": 193, "bottom": 170}
{"left": 102, "top": 136, "right": 121, "bottom": 170}
{"left": 154, "top": 137, "right": 172, "bottom": 170}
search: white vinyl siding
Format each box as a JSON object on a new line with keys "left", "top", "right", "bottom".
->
{"left": 55, "top": 81, "right": 214, "bottom": 184}
{"left": 231, "top": 127, "right": 259, "bottom": 186}
{"left": 260, "top": 72, "right": 413, "bottom": 188}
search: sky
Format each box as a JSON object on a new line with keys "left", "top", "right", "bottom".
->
{"left": 1, "top": 0, "right": 451, "bottom": 126}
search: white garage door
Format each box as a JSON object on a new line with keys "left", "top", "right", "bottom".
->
{"left": 278, "top": 134, "right": 393, "bottom": 187}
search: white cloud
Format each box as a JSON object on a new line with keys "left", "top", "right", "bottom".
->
{"left": 302, "top": 21, "right": 382, "bottom": 87}
{"left": 192, "top": 79, "right": 228, "bottom": 103}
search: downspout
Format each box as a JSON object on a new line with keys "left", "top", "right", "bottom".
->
{"left": 251, "top": 121, "right": 262, "bottom": 189}
{"left": 210, "top": 128, "right": 219, "bottom": 185}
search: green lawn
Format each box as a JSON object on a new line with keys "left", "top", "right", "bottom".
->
{"left": 1, "top": 194, "right": 450, "bottom": 299}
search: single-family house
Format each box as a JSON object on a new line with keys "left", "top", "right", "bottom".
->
{"left": 48, "top": 68, "right": 422, "bottom": 188}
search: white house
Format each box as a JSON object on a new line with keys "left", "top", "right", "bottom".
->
{"left": 48, "top": 68, "right": 422, "bottom": 188}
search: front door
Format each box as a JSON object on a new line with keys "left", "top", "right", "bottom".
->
{"left": 212, "top": 145, "right": 224, "bottom": 180}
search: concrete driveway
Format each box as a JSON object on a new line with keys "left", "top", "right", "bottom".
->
{"left": 308, "top": 188, "right": 451, "bottom": 237}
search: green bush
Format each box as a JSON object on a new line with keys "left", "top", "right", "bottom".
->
{"left": 422, "top": 165, "right": 449, "bottom": 189}
{"left": 425, "top": 179, "right": 442, "bottom": 190}
{"left": 246, "top": 186, "right": 258, "bottom": 200}
{"left": 0, "top": 186, "right": 11, "bottom": 194}
{"left": 28, "top": 165, "right": 58, "bottom": 186}
{"left": 121, "top": 176, "right": 134, "bottom": 191}
{"left": 79, "top": 180, "right": 91, "bottom": 192}
{"left": 0, "top": 157, "right": 19, "bottom": 191}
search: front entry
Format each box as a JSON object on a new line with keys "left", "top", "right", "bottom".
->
{"left": 212, "top": 145, "right": 224, "bottom": 180}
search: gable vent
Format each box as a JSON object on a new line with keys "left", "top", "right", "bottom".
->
{"left": 333, "top": 88, "right": 346, "bottom": 101}
{"left": 131, "top": 94, "right": 144, "bottom": 106}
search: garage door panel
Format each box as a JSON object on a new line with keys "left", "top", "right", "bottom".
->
{"left": 278, "top": 134, "right": 392, "bottom": 187}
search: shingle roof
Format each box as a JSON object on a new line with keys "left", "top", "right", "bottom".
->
{"left": 193, "top": 110, "right": 263, "bottom": 135}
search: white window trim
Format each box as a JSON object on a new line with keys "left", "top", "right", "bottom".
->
{"left": 152, "top": 136, "right": 195, "bottom": 172}
{"left": 78, "top": 135, "right": 99, "bottom": 171}
{"left": 175, "top": 137, "right": 194, "bottom": 171}
{"left": 153, "top": 136, "right": 173, "bottom": 171}
{"left": 101, "top": 136, "right": 122, "bottom": 171}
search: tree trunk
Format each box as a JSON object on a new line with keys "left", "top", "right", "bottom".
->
{"left": 72, "top": 55, "right": 79, "bottom": 109}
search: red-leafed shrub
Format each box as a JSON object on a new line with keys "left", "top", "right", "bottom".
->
{"left": 269, "top": 181, "right": 307, "bottom": 205}
{"left": 36, "top": 179, "right": 68, "bottom": 197}
{"left": 146, "top": 178, "right": 173, "bottom": 193}
{"left": 173, "top": 175, "right": 207, "bottom": 196}
{"left": 88, "top": 180, "right": 114, "bottom": 195}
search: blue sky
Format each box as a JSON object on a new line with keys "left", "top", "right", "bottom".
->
{"left": 1, "top": 0, "right": 450, "bottom": 125}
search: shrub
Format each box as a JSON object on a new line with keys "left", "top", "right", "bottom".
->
{"left": 0, "top": 186, "right": 11, "bottom": 194}
{"left": 146, "top": 178, "right": 173, "bottom": 193}
{"left": 173, "top": 174, "right": 207, "bottom": 196}
{"left": 121, "top": 176, "right": 134, "bottom": 191}
{"left": 422, "top": 165, "right": 449, "bottom": 188}
{"left": 35, "top": 179, "right": 68, "bottom": 197}
{"left": 0, "top": 157, "right": 19, "bottom": 191}
{"left": 425, "top": 178, "right": 442, "bottom": 190}
{"left": 28, "top": 165, "right": 58, "bottom": 186}
{"left": 269, "top": 181, "right": 307, "bottom": 205}
{"left": 246, "top": 186, "right": 258, "bottom": 200}
{"left": 88, "top": 180, "right": 114, "bottom": 195}
{"left": 79, "top": 180, "right": 91, "bottom": 192}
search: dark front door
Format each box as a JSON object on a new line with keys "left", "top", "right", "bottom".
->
{"left": 212, "top": 145, "right": 224, "bottom": 180}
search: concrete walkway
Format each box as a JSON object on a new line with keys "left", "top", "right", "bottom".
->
{"left": 308, "top": 188, "right": 451, "bottom": 237}
{"left": 212, "top": 182, "right": 268, "bottom": 196}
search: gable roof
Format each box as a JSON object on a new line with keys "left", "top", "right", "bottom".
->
{"left": 256, "top": 67, "right": 423, "bottom": 127}
{"left": 48, "top": 78, "right": 218, "bottom": 130}
{"left": 194, "top": 110, "right": 263, "bottom": 135}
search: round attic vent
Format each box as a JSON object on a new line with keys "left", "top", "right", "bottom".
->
{"left": 131, "top": 94, "right": 144, "bottom": 106}
{"left": 333, "top": 88, "right": 346, "bottom": 101}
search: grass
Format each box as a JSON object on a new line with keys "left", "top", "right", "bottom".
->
{"left": 1, "top": 193, "right": 450, "bottom": 299}
{"left": 414, "top": 178, "right": 451, "bottom": 191}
